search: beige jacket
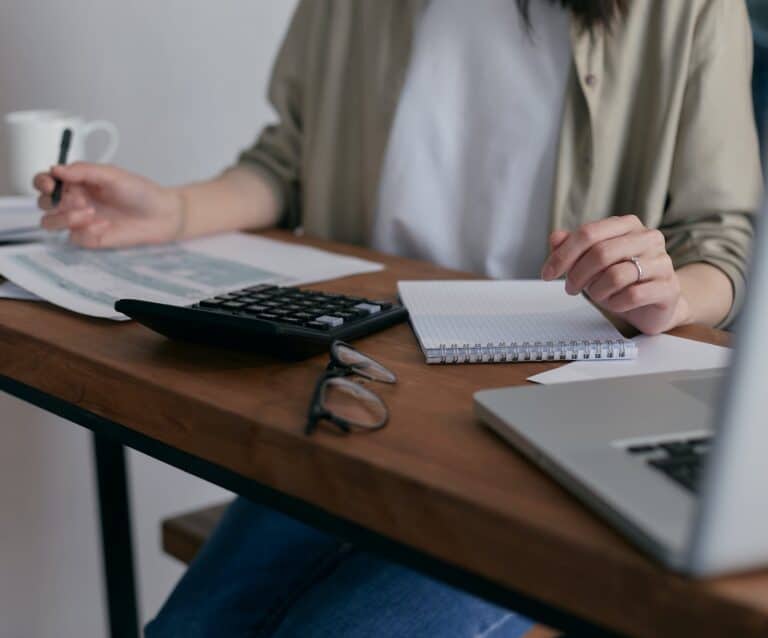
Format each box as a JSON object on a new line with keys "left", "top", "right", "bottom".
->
{"left": 239, "top": 0, "right": 763, "bottom": 325}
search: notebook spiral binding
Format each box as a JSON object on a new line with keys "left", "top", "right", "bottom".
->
{"left": 425, "top": 339, "right": 637, "bottom": 364}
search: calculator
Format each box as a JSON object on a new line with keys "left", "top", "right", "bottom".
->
{"left": 115, "top": 284, "right": 408, "bottom": 359}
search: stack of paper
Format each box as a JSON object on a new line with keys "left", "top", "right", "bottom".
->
{"left": 0, "top": 232, "right": 383, "bottom": 320}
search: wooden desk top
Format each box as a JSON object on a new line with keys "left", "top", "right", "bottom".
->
{"left": 0, "top": 230, "right": 764, "bottom": 637}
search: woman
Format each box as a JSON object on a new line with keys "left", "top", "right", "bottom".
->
{"left": 34, "top": 1, "right": 762, "bottom": 636}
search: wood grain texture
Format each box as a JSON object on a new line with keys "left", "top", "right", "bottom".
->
{"left": 163, "top": 504, "right": 229, "bottom": 565}
{"left": 0, "top": 229, "right": 763, "bottom": 637}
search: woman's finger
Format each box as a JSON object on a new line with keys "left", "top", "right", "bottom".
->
{"left": 541, "top": 215, "right": 644, "bottom": 280}
{"left": 548, "top": 229, "right": 570, "bottom": 251}
{"left": 586, "top": 254, "right": 674, "bottom": 302}
{"left": 59, "top": 187, "right": 89, "bottom": 211}
{"left": 37, "top": 194, "right": 54, "bottom": 212}
{"left": 41, "top": 207, "right": 96, "bottom": 231}
{"left": 51, "top": 162, "right": 117, "bottom": 188}
{"left": 565, "top": 229, "right": 667, "bottom": 294}
{"left": 599, "top": 278, "right": 681, "bottom": 314}
{"left": 39, "top": 183, "right": 90, "bottom": 213}
{"left": 69, "top": 220, "right": 111, "bottom": 248}
{"left": 33, "top": 172, "right": 56, "bottom": 195}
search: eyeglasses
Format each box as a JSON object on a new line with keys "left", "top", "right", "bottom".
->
{"left": 305, "top": 341, "right": 396, "bottom": 435}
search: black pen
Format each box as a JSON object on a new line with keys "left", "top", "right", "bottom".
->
{"left": 51, "top": 128, "right": 73, "bottom": 207}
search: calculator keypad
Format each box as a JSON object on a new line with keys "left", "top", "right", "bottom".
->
{"left": 193, "top": 284, "right": 389, "bottom": 331}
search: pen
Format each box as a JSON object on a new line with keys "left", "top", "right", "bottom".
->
{"left": 51, "top": 128, "right": 73, "bottom": 207}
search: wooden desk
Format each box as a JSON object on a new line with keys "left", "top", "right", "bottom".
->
{"left": 0, "top": 230, "right": 765, "bottom": 638}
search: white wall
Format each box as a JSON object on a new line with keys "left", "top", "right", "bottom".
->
{"left": 0, "top": 1, "right": 297, "bottom": 635}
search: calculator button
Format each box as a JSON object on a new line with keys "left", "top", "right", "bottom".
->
{"left": 280, "top": 317, "right": 302, "bottom": 325}
{"left": 259, "top": 313, "right": 279, "bottom": 320}
{"left": 199, "top": 299, "right": 222, "bottom": 308}
{"left": 243, "top": 304, "right": 267, "bottom": 313}
{"left": 222, "top": 301, "right": 246, "bottom": 310}
{"left": 353, "top": 302, "right": 381, "bottom": 314}
{"left": 315, "top": 315, "right": 344, "bottom": 327}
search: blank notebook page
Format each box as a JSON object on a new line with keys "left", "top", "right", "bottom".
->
{"left": 398, "top": 280, "right": 636, "bottom": 364}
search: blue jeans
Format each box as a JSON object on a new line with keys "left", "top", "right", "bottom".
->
{"left": 146, "top": 497, "right": 533, "bottom": 638}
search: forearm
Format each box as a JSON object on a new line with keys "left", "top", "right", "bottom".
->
{"left": 675, "top": 263, "right": 734, "bottom": 328}
{"left": 171, "top": 166, "right": 282, "bottom": 240}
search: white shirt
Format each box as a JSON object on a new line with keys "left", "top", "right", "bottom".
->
{"left": 372, "top": 0, "right": 572, "bottom": 279}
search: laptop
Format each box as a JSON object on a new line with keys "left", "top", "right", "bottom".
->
{"left": 474, "top": 213, "right": 768, "bottom": 577}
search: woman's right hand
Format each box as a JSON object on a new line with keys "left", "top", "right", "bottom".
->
{"left": 33, "top": 162, "right": 184, "bottom": 248}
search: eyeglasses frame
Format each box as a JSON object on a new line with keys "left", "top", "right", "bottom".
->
{"left": 304, "top": 341, "right": 396, "bottom": 435}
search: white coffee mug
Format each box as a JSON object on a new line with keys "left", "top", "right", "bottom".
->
{"left": 3, "top": 109, "right": 120, "bottom": 196}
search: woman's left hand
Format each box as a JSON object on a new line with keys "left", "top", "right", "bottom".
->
{"left": 541, "top": 215, "right": 692, "bottom": 335}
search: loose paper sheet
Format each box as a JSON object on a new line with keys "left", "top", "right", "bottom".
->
{"left": 527, "top": 334, "right": 731, "bottom": 384}
{"left": 0, "top": 233, "right": 383, "bottom": 320}
{"left": 0, "top": 196, "right": 47, "bottom": 243}
{"left": 0, "top": 280, "right": 41, "bottom": 301}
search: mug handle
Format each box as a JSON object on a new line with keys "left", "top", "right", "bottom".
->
{"left": 80, "top": 120, "right": 120, "bottom": 164}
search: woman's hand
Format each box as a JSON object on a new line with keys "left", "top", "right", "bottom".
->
{"left": 541, "top": 215, "right": 692, "bottom": 335}
{"left": 33, "top": 162, "right": 183, "bottom": 248}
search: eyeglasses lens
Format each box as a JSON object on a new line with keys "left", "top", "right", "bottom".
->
{"left": 321, "top": 377, "right": 388, "bottom": 429}
{"left": 332, "top": 343, "right": 396, "bottom": 383}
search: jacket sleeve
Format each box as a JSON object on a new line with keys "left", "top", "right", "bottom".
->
{"left": 661, "top": 0, "right": 764, "bottom": 327}
{"left": 236, "top": 1, "right": 320, "bottom": 230}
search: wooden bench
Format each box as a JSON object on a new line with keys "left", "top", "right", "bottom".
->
{"left": 162, "top": 503, "right": 229, "bottom": 565}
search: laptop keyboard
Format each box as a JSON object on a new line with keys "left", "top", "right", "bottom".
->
{"left": 626, "top": 436, "right": 712, "bottom": 493}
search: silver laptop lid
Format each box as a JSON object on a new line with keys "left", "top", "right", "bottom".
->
{"left": 689, "top": 203, "right": 768, "bottom": 575}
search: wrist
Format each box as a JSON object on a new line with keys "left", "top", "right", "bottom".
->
{"left": 671, "top": 293, "right": 694, "bottom": 329}
{"left": 164, "top": 187, "right": 188, "bottom": 242}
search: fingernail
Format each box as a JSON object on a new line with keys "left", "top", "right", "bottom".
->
{"left": 541, "top": 265, "right": 554, "bottom": 280}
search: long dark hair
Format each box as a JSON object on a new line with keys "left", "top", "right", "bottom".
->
{"left": 517, "top": 0, "right": 628, "bottom": 29}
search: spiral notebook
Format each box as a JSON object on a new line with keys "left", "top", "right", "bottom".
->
{"left": 398, "top": 280, "right": 637, "bottom": 364}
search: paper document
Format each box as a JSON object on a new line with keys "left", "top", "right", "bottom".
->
{"left": 528, "top": 334, "right": 731, "bottom": 385}
{"left": 0, "top": 280, "right": 41, "bottom": 301}
{"left": 0, "top": 233, "right": 383, "bottom": 320}
{"left": 0, "top": 197, "right": 47, "bottom": 243}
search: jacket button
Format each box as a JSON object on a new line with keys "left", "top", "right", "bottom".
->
{"left": 585, "top": 73, "right": 597, "bottom": 86}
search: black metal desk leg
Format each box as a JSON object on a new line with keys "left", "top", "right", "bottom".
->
{"left": 92, "top": 433, "right": 140, "bottom": 638}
